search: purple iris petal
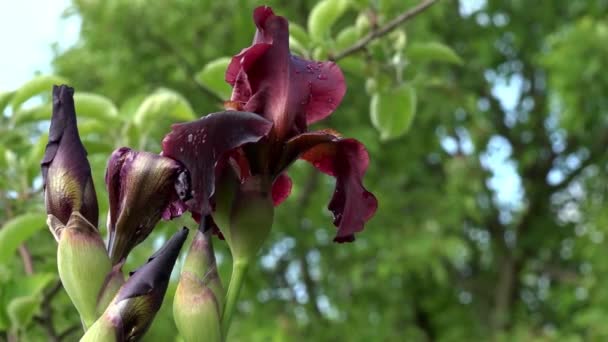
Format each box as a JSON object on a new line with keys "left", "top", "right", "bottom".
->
{"left": 161, "top": 111, "right": 273, "bottom": 216}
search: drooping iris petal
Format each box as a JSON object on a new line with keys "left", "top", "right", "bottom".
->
{"left": 105, "top": 147, "right": 185, "bottom": 264}
{"left": 284, "top": 132, "right": 377, "bottom": 242}
{"left": 271, "top": 173, "right": 292, "bottom": 206}
{"left": 226, "top": 6, "right": 346, "bottom": 137}
{"left": 41, "top": 85, "right": 98, "bottom": 227}
{"left": 161, "top": 111, "right": 273, "bottom": 216}
{"left": 91, "top": 228, "right": 189, "bottom": 342}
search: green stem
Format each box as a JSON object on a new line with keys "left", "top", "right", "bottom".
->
{"left": 221, "top": 259, "right": 249, "bottom": 338}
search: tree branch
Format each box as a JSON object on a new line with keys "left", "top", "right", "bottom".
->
{"left": 331, "top": 0, "right": 440, "bottom": 61}
{"left": 18, "top": 245, "right": 34, "bottom": 275}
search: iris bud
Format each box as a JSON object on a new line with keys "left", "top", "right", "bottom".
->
{"left": 48, "top": 212, "right": 110, "bottom": 329}
{"left": 174, "top": 221, "right": 223, "bottom": 342}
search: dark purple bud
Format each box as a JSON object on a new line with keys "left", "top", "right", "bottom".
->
{"left": 41, "top": 85, "right": 98, "bottom": 227}
{"left": 85, "top": 228, "right": 189, "bottom": 341}
{"left": 106, "top": 147, "right": 186, "bottom": 264}
{"left": 161, "top": 111, "right": 272, "bottom": 216}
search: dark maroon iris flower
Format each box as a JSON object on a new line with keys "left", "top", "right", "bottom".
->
{"left": 163, "top": 6, "right": 377, "bottom": 242}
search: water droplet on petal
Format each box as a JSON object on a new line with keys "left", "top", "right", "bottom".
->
{"left": 317, "top": 74, "right": 328, "bottom": 80}
{"left": 187, "top": 134, "right": 193, "bottom": 143}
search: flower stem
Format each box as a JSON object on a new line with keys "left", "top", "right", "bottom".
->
{"left": 221, "top": 259, "right": 249, "bottom": 338}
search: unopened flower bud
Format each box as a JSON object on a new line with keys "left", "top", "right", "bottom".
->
{"left": 174, "top": 219, "right": 223, "bottom": 342}
{"left": 214, "top": 173, "right": 274, "bottom": 262}
{"left": 106, "top": 147, "right": 186, "bottom": 265}
{"left": 41, "top": 85, "right": 98, "bottom": 227}
{"left": 83, "top": 228, "right": 188, "bottom": 341}
{"left": 47, "top": 211, "right": 110, "bottom": 329}
{"left": 96, "top": 263, "right": 125, "bottom": 316}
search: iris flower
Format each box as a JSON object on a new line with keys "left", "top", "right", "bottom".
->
{"left": 163, "top": 6, "right": 377, "bottom": 242}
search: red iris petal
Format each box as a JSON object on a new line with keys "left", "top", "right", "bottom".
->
{"left": 161, "top": 111, "right": 272, "bottom": 216}
{"left": 225, "top": 6, "right": 346, "bottom": 138}
{"left": 271, "top": 173, "right": 292, "bottom": 206}
{"left": 285, "top": 132, "right": 377, "bottom": 242}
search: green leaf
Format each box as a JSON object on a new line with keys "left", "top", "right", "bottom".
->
{"left": 195, "top": 58, "right": 232, "bottom": 99}
{"left": 74, "top": 93, "right": 119, "bottom": 122}
{"left": 289, "top": 23, "right": 311, "bottom": 48}
{"left": 0, "top": 91, "right": 14, "bottom": 114}
{"left": 26, "top": 133, "right": 48, "bottom": 183}
{"left": 133, "top": 88, "right": 196, "bottom": 127}
{"left": 0, "top": 213, "right": 47, "bottom": 264}
{"left": 5, "top": 274, "right": 54, "bottom": 300}
{"left": 2, "top": 273, "right": 53, "bottom": 330}
{"left": 370, "top": 84, "right": 417, "bottom": 140}
{"left": 308, "top": 0, "right": 349, "bottom": 42}
{"left": 11, "top": 103, "right": 52, "bottom": 126}
{"left": 335, "top": 26, "right": 359, "bottom": 51}
{"left": 7, "top": 296, "right": 40, "bottom": 329}
{"left": 407, "top": 42, "right": 463, "bottom": 65}
{"left": 10, "top": 75, "right": 68, "bottom": 111}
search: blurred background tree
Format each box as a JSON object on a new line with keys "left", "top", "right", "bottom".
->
{"left": 2, "top": 0, "right": 608, "bottom": 340}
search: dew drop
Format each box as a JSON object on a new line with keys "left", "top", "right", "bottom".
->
{"left": 317, "top": 74, "right": 328, "bottom": 80}
{"left": 187, "top": 134, "right": 193, "bottom": 143}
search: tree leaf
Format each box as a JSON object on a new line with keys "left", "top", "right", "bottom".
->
{"left": 0, "top": 213, "right": 47, "bottom": 264}
{"left": 407, "top": 42, "right": 463, "bottom": 65}
{"left": 26, "top": 133, "right": 48, "bottom": 184}
{"left": 289, "top": 23, "right": 310, "bottom": 48}
{"left": 335, "top": 26, "right": 360, "bottom": 51}
{"left": 7, "top": 296, "right": 40, "bottom": 329}
{"left": 74, "top": 92, "right": 119, "bottom": 122}
{"left": 0, "top": 91, "right": 14, "bottom": 114}
{"left": 195, "top": 58, "right": 232, "bottom": 99}
{"left": 11, "top": 103, "right": 52, "bottom": 126}
{"left": 370, "top": 84, "right": 417, "bottom": 140}
{"left": 10, "top": 75, "right": 68, "bottom": 111}
{"left": 308, "top": 0, "right": 349, "bottom": 42}
{"left": 133, "top": 88, "right": 196, "bottom": 127}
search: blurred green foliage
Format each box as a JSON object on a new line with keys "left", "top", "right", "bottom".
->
{"left": 2, "top": 0, "right": 608, "bottom": 340}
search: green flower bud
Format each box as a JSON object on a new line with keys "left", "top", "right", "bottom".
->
{"left": 96, "top": 263, "right": 125, "bottom": 317}
{"left": 48, "top": 211, "right": 111, "bottom": 329}
{"left": 174, "top": 225, "right": 223, "bottom": 342}
{"left": 213, "top": 174, "right": 274, "bottom": 262}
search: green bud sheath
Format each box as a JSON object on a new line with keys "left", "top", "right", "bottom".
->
{"left": 80, "top": 316, "right": 117, "bottom": 342}
{"left": 214, "top": 174, "right": 274, "bottom": 262}
{"left": 49, "top": 212, "right": 111, "bottom": 329}
{"left": 96, "top": 263, "right": 125, "bottom": 317}
{"left": 174, "top": 228, "right": 223, "bottom": 342}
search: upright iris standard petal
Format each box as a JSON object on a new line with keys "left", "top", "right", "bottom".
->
{"left": 284, "top": 132, "right": 378, "bottom": 242}
{"left": 84, "top": 228, "right": 189, "bottom": 342}
{"left": 41, "top": 85, "right": 98, "bottom": 227}
{"left": 161, "top": 111, "right": 272, "bottom": 216}
{"left": 105, "top": 147, "right": 186, "bottom": 264}
{"left": 226, "top": 6, "right": 346, "bottom": 138}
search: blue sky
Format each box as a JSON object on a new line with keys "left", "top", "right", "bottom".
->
{"left": 0, "top": 0, "right": 79, "bottom": 90}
